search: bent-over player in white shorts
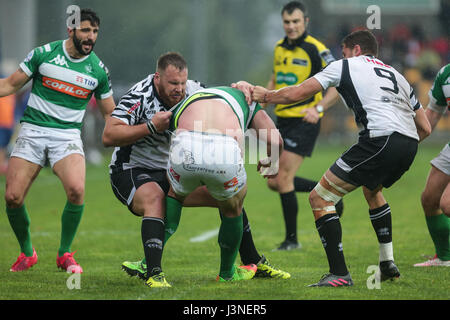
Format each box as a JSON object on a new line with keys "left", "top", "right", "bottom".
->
{"left": 166, "top": 86, "right": 282, "bottom": 281}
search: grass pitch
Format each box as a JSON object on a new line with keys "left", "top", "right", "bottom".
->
{"left": 0, "top": 142, "right": 449, "bottom": 302}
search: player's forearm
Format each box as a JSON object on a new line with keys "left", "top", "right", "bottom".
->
{"left": 264, "top": 85, "right": 308, "bottom": 105}
{"left": 102, "top": 121, "right": 150, "bottom": 147}
{"left": 425, "top": 107, "right": 442, "bottom": 131}
{"left": 262, "top": 78, "right": 321, "bottom": 105}
{"left": 0, "top": 78, "right": 18, "bottom": 97}
{"left": 0, "top": 69, "right": 29, "bottom": 97}
{"left": 414, "top": 108, "right": 432, "bottom": 142}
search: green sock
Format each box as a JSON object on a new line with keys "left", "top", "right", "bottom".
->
{"left": 164, "top": 196, "right": 182, "bottom": 245}
{"left": 58, "top": 201, "right": 84, "bottom": 256}
{"left": 426, "top": 214, "right": 450, "bottom": 261}
{"left": 218, "top": 214, "right": 243, "bottom": 279}
{"left": 6, "top": 205, "right": 33, "bottom": 256}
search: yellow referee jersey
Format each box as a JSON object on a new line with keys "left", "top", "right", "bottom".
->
{"left": 272, "top": 32, "right": 335, "bottom": 118}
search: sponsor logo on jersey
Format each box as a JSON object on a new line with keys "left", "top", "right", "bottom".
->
{"left": 320, "top": 50, "right": 335, "bottom": 64}
{"left": 276, "top": 72, "right": 298, "bottom": 85}
{"left": 128, "top": 101, "right": 141, "bottom": 114}
{"left": 75, "top": 75, "right": 97, "bottom": 88}
{"left": 42, "top": 76, "right": 91, "bottom": 99}
{"left": 224, "top": 177, "right": 238, "bottom": 190}
{"left": 24, "top": 50, "right": 34, "bottom": 63}
{"left": 292, "top": 58, "right": 308, "bottom": 66}
{"left": 49, "top": 54, "right": 69, "bottom": 68}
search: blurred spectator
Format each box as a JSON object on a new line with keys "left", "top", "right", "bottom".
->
{"left": 0, "top": 93, "right": 16, "bottom": 174}
{"left": 416, "top": 43, "right": 444, "bottom": 80}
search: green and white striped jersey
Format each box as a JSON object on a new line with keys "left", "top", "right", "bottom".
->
{"left": 428, "top": 63, "right": 449, "bottom": 147}
{"left": 428, "top": 63, "right": 450, "bottom": 114}
{"left": 170, "top": 86, "right": 262, "bottom": 132}
{"left": 19, "top": 40, "right": 113, "bottom": 131}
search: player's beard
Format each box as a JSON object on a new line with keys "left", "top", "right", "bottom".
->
{"left": 72, "top": 31, "right": 95, "bottom": 56}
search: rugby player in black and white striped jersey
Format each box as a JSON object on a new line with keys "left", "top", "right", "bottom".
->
{"left": 102, "top": 52, "right": 290, "bottom": 287}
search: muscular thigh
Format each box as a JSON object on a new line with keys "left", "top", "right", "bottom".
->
{"left": 132, "top": 182, "right": 166, "bottom": 218}
{"left": 423, "top": 166, "right": 449, "bottom": 205}
{"left": 110, "top": 168, "right": 169, "bottom": 216}
{"left": 5, "top": 157, "right": 42, "bottom": 205}
{"left": 53, "top": 153, "right": 86, "bottom": 187}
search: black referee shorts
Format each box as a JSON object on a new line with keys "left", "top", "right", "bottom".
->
{"left": 110, "top": 167, "right": 170, "bottom": 216}
{"left": 330, "top": 132, "right": 418, "bottom": 190}
{"left": 277, "top": 117, "right": 321, "bottom": 157}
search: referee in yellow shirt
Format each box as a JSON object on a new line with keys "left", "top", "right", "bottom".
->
{"left": 264, "top": 1, "right": 342, "bottom": 251}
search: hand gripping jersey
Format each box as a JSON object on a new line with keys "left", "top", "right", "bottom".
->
{"left": 272, "top": 33, "right": 335, "bottom": 118}
{"left": 109, "top": 75, "right": 204, "bottom": 172}
{"left": 19, "top": 40, "right": 113, "bottom": 132}
{"left": 314, "top": 55, "right": 422, "bottom": 140}
{"left": 170, "top": 86, "right": 262, "bottom": 132}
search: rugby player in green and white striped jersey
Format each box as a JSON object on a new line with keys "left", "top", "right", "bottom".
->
{"left": 0, "top": 9, "right": 116, "bottom": 273}
{"left": 415, "top": 64, "right": 450, "bottom": 267}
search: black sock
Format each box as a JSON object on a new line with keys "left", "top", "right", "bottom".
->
{"left": 141, "top": 217, "right": 165, "bottom": 278}
{"left": 238, "top": 208, "right": 262, "bottom": 265}
{"left": 294, "top": 177, "right": 318, "bottom": 192}
{"left": 315, "top": 214, "right": 348, "bottom": 276}
{"left": 280, "top": 191, "right": 298, "bottom": 242}
{"left": 369, "top": 203, "right": 392, "bottom": 244}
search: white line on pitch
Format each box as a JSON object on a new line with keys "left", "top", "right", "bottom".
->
{"left": 189, "top": 228, "right": 219, "bottom": 243}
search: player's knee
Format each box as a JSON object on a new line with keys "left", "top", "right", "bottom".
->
{"left": 5, "top": 191, "right": 23, "bottom": 208}
{"left": 267, "top": 178, "right": 279, "bottom": 191}
{"left": 440, "top": 198, "right": 450, "bottom": 217}
{"left": 308, "top": 189, "right": 321, "bottom": 208}
{"left": 66, "top": 184, "right": 85, "bottom": 204}
{"left": 421, "top": 190, "right": 439, "bottom": 213}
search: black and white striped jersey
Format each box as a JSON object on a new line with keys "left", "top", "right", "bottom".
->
{"left": 109, "top": 74, "right": 204, "bottom": 173}
{"left": 314, "top": 55, "right": 422, "bottom": 140}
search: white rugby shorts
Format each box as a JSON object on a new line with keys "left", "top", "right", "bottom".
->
{"left": 168, "top": 131, "right": 246, "bottom": 201}
{"left": 11, "top": 123, "right": 84, "bottom": 168}
{"left": 430, "top": 143, "right": 450, "bottom": 176}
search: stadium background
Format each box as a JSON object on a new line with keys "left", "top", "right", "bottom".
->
{"left": 0, "top": 0, "right": 448, "bottom": 165}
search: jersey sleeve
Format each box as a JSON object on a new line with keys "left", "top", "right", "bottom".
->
{"left": 111, "top": 85, "right": 143, "bottom": 125}
{"left": 313, "top": 60, "right": 342, "bottom": 90}
{"left": 19, "top": 46, "right": 45, "bottom": 77}
{"left": 409, "top": 86, "right": 422, "bottom": 111}
{"left": 427, "top": 66, "right": 448, "bottom": 114}
{"left": 94, "top": 61, "right": 113, "bottom": 100}
{"left": 310, "top": 38, "right": 336, "bottom": 68}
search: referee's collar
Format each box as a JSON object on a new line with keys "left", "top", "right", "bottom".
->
{"left": 280, "top": 32, "right": 308, "bottom": 50}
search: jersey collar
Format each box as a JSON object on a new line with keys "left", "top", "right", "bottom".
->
{"left": 280, "top": 32, "right": 308, "bottom": 50}
{"left": 63, "top": 39, "right": 91, "bottom": 63}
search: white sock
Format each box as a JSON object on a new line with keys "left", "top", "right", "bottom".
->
{"left": 379, "top": 242, "right": 394, "bottom": 262}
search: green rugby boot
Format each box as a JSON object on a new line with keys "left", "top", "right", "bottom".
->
{"left": 216, "top": 264, "right": 257, "bottom": 282}
{"left": 121, "top": 259, "right": 147, "bottom": 280}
